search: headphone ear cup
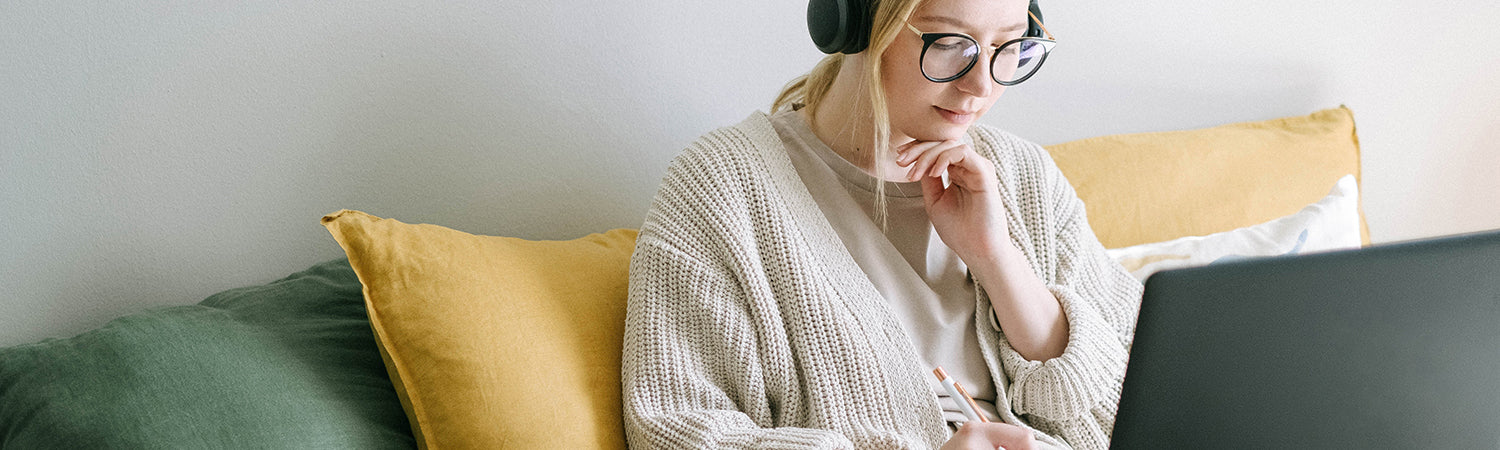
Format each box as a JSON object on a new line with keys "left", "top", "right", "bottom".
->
{"left": 807, "top": 0, "right": 871, "bottom": 54}
{"left": 807, "top": 0, "right": 848, "bottom": 54}
{"left": 1026, "top": 0, "right": 1045, "bottom": 38}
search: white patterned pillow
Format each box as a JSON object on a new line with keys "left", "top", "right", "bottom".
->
{"left": 1106, "top": 175, "right": 1363, "bottom": 282}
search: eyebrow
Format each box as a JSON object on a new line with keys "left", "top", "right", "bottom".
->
{"left": 915, "top": 15, "right": 1027, "bottom": 34}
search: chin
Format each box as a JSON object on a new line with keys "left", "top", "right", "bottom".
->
{"left": 906, "top": 123, "right": 970, "bottom": 142}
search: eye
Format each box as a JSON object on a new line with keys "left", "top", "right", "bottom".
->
{"left": 929, "top": 35, "right": 975, "bottom": 55}
{"left": 933, "top": 42, "right": 966, "bottom": 51}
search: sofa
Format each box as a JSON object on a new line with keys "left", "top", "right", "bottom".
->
{"left": 0, "top": 107, "right": 1366, "bottom": 449}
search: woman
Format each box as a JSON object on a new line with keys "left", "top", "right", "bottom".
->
{"left": 622, "top": 0, "right": 1142, "bottom": 447}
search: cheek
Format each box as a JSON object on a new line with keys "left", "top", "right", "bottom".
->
{"left": 880, "top": 47, "right": 937, "bottom": 97}
{"left": 883, "top": 69, "right": 931, "bottom": 103}
{"left": 880, "top": 62, "right": 916, "bottom": 99}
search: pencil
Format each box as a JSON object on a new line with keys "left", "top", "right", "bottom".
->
{"left": 933, "top": 366, "right": 990, "bottom": 423}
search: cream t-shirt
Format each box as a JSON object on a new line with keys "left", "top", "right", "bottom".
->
{"left": 769, "top": 109, "right": 1000, "bottom": 424}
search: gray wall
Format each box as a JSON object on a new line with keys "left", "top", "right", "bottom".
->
{"left": 4, "top": 0, "right": 1498, "bottom": 346}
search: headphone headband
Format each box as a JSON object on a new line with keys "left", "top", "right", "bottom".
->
{"left": 808, "top": 0, "right": 1044, "bottom": 55}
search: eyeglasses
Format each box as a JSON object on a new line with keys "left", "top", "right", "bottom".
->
{"left": 904, "top": 11, "right": 1057, "bottom": 86}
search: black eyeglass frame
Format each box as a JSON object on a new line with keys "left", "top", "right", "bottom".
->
{"left": 904, "top": 11, "right": 1057, "bottom": 86}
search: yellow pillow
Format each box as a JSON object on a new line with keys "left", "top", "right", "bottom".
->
{"left": 1044, "top": 106, "right": 1370, "bottom": 249}
{"left": 321, "top": 210, "right": 636, "bottom": 450}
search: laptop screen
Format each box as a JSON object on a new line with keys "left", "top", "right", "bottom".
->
{"left": 1111, "top": 229, "right": 1500, "bottom": 449}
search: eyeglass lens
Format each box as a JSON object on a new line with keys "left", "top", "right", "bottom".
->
{"left": 921, "top": 36, "right": 1049, "bottom": 84}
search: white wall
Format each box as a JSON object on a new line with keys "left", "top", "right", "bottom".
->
{"left": 3, "top": 0, "right": 1497, "bottom": 346}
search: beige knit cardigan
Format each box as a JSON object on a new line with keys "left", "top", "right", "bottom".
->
{"left": 622, "top": 112, "right": 1143, "bottom": 449}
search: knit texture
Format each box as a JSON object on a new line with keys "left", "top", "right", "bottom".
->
{"left": 622, "top": 112, "right": 1143, "bottom": 449}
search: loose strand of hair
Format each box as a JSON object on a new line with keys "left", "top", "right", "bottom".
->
{"left": 771, "top": 75, "right": 809, "bottom": 113}
{"left": 772, "top": 54, "right": 845, "bottom": 117}
{"left": 864, "top": 0, "right": 924, "bottom": 233}
{"left": 866, "top": 56, "right": 892, "bottom": 233}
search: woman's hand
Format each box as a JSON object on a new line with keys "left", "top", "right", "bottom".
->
{"left": 895, "top": 139, "right": 1009, "bottom": 266}
{"left": 939, "top": 421, "right": 1039, "bottom": 450}
{"left": 896, "top": 138, "right": 1070, "bottom": 361}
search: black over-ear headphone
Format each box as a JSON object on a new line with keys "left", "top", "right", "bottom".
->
{"left": 807, "top": 0, "right": 1044, "bottom": 54}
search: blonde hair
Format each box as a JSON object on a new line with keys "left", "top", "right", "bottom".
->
{"left": 772, "top": 0, "right": 926, "bottom": 229}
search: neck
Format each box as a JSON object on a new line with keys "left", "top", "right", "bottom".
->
{"left": 805, "top": 59, "right": 915, "bottom": 182}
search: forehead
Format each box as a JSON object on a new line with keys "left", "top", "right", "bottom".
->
{"left": 911, "top": 0, "right": 1029, "bottom": 33}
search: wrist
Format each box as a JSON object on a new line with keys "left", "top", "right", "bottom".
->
{"left": 969, "top": 240, "right": 1070, "bottom": 361}
{"left": 966, "top": 241, "right": 1032, "bottom": 294}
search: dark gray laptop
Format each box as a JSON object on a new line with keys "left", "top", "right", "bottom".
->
{"left": 1110, "top": 229, "right": 1500, "bottom": 449}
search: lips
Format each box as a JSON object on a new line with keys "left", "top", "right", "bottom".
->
{"left": 934, "top": 106, "right": 978, "bottom": 124}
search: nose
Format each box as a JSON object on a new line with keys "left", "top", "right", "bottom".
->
{"left": 955, "top": 50, "right": 997, "bottom": 97}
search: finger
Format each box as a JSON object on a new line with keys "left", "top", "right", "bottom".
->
{"left": 972, "top": 423, "right": 1035, "bottom": 450}
{"left": 907, "top": 149, "right": 942, "bottom": 181}
{"left": 897, "top": 139, "right": 962, "bottom": 168}
{"left": 908, "top": 143, "right": 963, "bottom": 182}
{"left": 895, "top": 140, "right": 944, "bottom": 167}
{"left": 941, "top": 148, "right": 997, "bottom": 191}
{"left": 928, "top": 149, "right": 963, "bottom": 178}
{"left": 957, "top": 145, "right": 997, "bottom": 179}
{"left": 943, "top": 161, "right": 995, "bottom": 193}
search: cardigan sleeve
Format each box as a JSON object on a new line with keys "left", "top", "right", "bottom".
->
{"left": 622, "top": 232, "right": 856, "bottom": 449}
{"left": 621, "top": 202, "right": 855, "bottom": 448}
{"left": 982, "top": 147, "right": 1144, "bottom": 431}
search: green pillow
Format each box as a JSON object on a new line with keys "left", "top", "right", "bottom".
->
{"left": 0, "top": 259, "right": 413, "bottom": 449}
